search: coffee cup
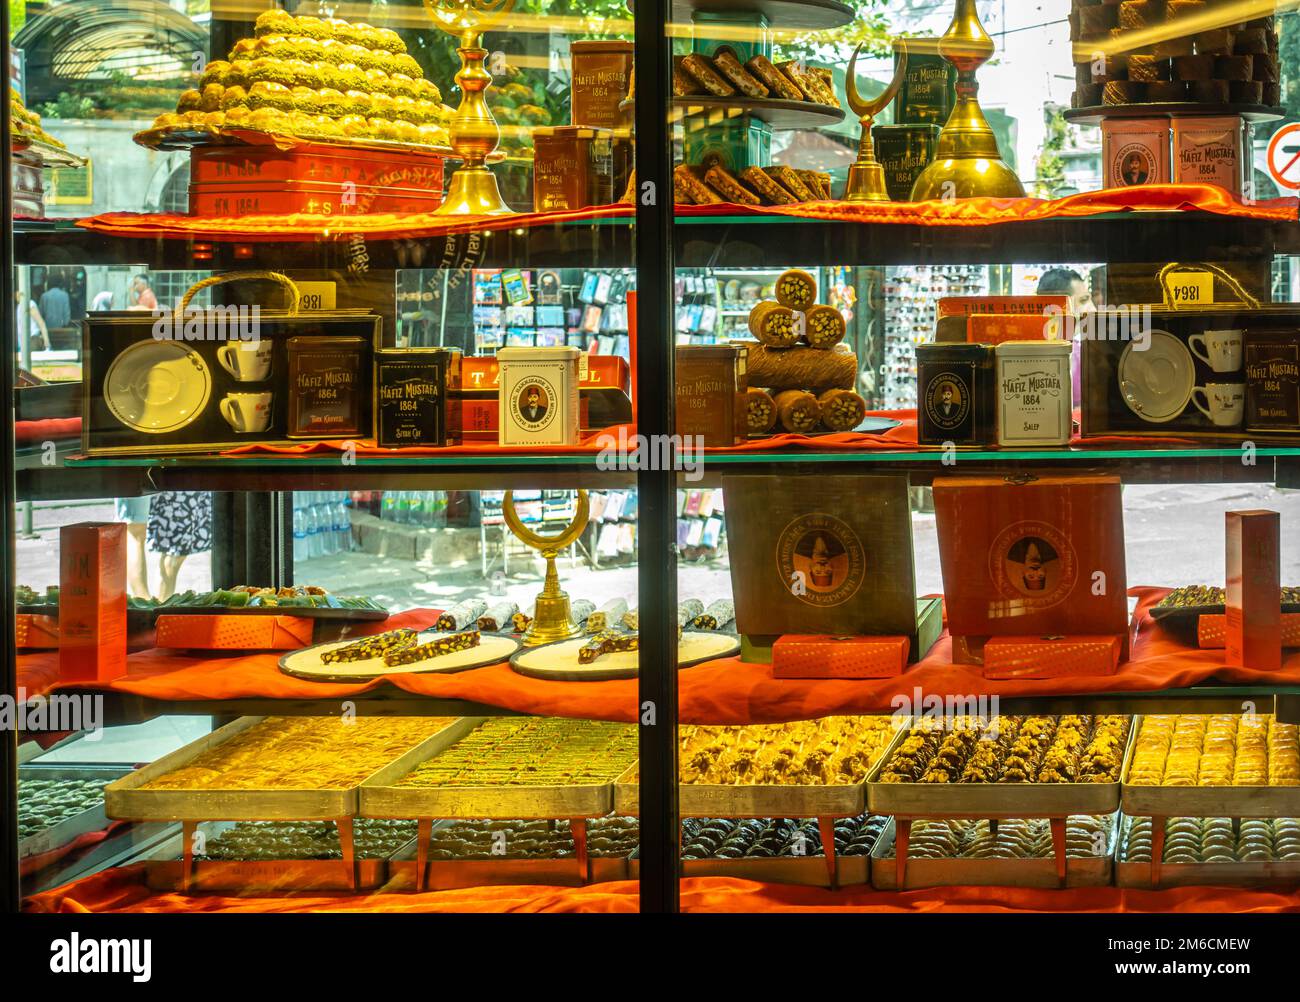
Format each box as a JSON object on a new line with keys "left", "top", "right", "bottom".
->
{"left": 218, "top": 340, "right": 273, "bottom": 382}
{"left": 1192, "top": 382, "right": 1246, "bottom": 428}
{"left": 1188, "top": 330, "right": 1244, "bottom": 373}
{"left": 220, "top": 391, "right": 273, "bottom": 433}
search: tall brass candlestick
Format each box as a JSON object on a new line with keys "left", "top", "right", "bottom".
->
{"left": 909, "top": 0, "right": 1025, "bottom": 201}
{"left": 503, "top": 490, "right": 590, "bottom": 646}
{"left": 424, "top": 0, "right": 515, "bottom": 215}
{"left": 843, "top": 41, "right": 908, "bottom": 203}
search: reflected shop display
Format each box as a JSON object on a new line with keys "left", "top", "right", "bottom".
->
{"left": 8, "top": 0, "right": 1300, "bottom": 943}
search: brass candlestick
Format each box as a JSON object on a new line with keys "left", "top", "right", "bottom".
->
{"left": 843, "top": 41, "right": 908, "bottom": 203}
{"left": 424, "top": 0, "right": 515, "bottom": 215}
{"left": 503, "top": 489, "right": 589, "bottom": 646}
{"left": 909, "top": 0, "right": 1025, "bottom": 201}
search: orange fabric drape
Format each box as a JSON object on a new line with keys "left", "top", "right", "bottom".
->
{"left": 18, "top": 590, "right": 1300, "bottom": 722}
{"left": 22, "top": 868, "right": 1300, "bottom": 913}
{"left": 76, "top": 186, "right": 1296, "bottom": 242}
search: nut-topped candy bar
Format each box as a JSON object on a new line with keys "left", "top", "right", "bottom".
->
{"left": 382, "top": 630, "right": 480, "bottom": 667}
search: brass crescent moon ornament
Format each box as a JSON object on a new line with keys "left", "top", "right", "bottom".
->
{"left": 842, "top": 41, "right": 910, "bottom": 203}
{"left": 503, "top": 490, "right": 590, "bottom": 646}
{"left": 502, "top": 489, "right": 589, "bottom": 554}
{"left": 846, "top": 41, "right": 907, "bottom": 123}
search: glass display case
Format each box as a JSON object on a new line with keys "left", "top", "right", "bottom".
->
{"left": 5, "top": 0, "right": 1300, "bottom": 936}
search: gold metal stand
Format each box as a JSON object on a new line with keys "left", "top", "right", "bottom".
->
{"left": 843, "top": 42, "right": 908, "bottom": 203}
{"left": 503, "top": 490, "right": 590, "bottom": 646}
{"left": 909, "top": 0, "right": 1025, "bottom": 201}
{"left": 424, "top": 0, "right": 515, "bottom": 216}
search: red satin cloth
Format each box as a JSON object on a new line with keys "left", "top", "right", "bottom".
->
{"left": 18, "top": 590, "right": 1300, "bottom": 723}
{"left": 76, "top": 186, "right": 1296, "bottom": 242}
{"left": 16, "top": 417, "right": 81, "bottom": 444}
{"left": 213, "top": 409, "right": 1212, "bottom": 458}
{"left": 22, "top": 868, "right": 1300, "bottom": 913}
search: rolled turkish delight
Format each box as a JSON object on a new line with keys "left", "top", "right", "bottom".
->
{"left": 586, "top": 597, "right": 630, "bottom": 634}
{"left": 748, "top": 301, "right": 799, "bottom": 348}
{"left": 477, "top": 601, "right": 519, "bottom": 633}
{"left": 747, "top": 388, "right": 777, "bottom": 434}
{"left": 775, "top": 269, "right": 817, "bottom": 310}
{"left": 678, "top": 598, "right": 705, "bottom": 628}
{"left": 818, "top": 389, "right": 868, "bottom": 432}
{"left": 803, "top": 305, "right": 846, "bottom": 350}
{"left": 774, "top": 389, "right": 821, "bottom": 434}
{"left": 692, "top": 599, "right": 735, "bottom": 631}
{"left": 435, "top": 599, "right": 488, "bottom": 632}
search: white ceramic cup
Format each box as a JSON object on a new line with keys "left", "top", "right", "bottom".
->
{"left": 1188, "top": 330, "right": 1244, "bottom": 373}
{"left": 219, "top": 391, "right": 273, "bottom": 433}
{"left": 217, "top": 340, "right": 273, "bottom": 382}
{"left": 1191, "top": 382, "right": 1246, "bottom": 428}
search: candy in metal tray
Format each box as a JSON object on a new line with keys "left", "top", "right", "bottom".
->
{"left": 384, "top": 630, "right": 481, "bottom": 667}
{"left": 435, "top": 599, "right": 488, "bottom": 632}
{"left": 320, "top": 628, "right": 417, "bottom": 664}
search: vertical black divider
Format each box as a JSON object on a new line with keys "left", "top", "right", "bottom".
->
{"left": 633, "top": 0, "right": 679, "bottom": 914}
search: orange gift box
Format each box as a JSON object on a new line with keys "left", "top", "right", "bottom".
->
{"left": 1225, "top": 510, "right": 1282, "bottom": 671}
{"left": 15, "top": 614, "right": 60, "bottom": 650}
{"left": 771, "top": 635, "right": 909, "bottom": 679}
{"left": 968, "top": 313, "right": 1063, "bottom": 346}
{"left": 1198, "top": 613, "right": 1300, "bottom": 649}
{"left": 58, "top": 523, "right": 127, "bottom": 683}
{"left": 983, "top": 635, "right": 1122, "bottom": 679}
{"left": 154, "top": 614, "right": 315, "bottom": 651}
{"left": 934, "top": 475, "right": 1130, "bottom": 658}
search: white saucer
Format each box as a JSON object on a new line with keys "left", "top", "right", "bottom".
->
{"left": 1117, "top": 331, "right": 1195, "bottom": 424}
{"left": 104, "top": 341, "right": 212, "bottom": 434}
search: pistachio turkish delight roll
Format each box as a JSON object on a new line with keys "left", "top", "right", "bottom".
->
{"left": 511, "top": 608, "right": 534, "bottom": 632}
{"left": 775, "top": 269, "right": 817, "bottom": 310}
{"left": 586, "top": 597, "right": 629, "bottom": 634}
{"left": 746, "top": 388, "right": 778, "bottom": 434}
{"left": 320, "top": 627, "right": 418, "bottom": 664}
{"left": 747, "top": 301, "right": 799, "bottom": 348}
{"left": 477, "top": 601, "right": 519, "bottom": 633}
{"left": 570, "top": 599, "right": 596, "bottom": 628}
{"left": 383, "top": 629, "right": 481, "bottom": 666}
{"left": 622, "top": 608, "right": 639, "bottom": 631}
{"left": 774, "top": 389, "right": 823, "bottom": 434}
{"left": 435, "top": 598, "right": 488, "bottom": 632}
{"left": 579, "top": 630, "right": 640, "bottom": 664}
{"left": 678, "top": 598, "right": 705, "bottom": 628}
{"left": 744, "top": 343, "right": 858, "bottom": 395}
{"left": 691, "top": 599, "right": 735, "bottom": 631}
{"left": 818, "top": 389, "right": 868, "bottom": 432}
{"left": 803, "top": 304, "right": 846, "bottom": 349}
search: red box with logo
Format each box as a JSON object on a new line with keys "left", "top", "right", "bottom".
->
{"left": 771, "top": 635, "right": 909, "bottom": 678}
{"left": 934, "top": 475, "right": 1130, "bottom": 663}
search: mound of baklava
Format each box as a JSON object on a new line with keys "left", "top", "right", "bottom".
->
{"left": 10, "top": 87, "right": 66, "bottom": 150}
{"left": 149, "top": 11, "right": 450, "bottom": 147}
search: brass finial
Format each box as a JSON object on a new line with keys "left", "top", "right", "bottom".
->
{"left": 424, "top": 0, "right": 516, "bottom": 215}
{"left": 842, "top": 41, "right": 909, "bottom": 203}
{"left": 909, "top": 0, "right": 1025, "bottom": 201}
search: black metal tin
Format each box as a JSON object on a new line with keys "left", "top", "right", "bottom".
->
{"left": 917, "top": 342, "right": 995, "bottom": 448}
{"left": 374, "top": 348, "right": 455, "bottom": 448}
{"left": 873, "top": 124, "right": 941, "bottom": 202}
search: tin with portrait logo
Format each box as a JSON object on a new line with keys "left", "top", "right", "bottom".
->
{"left": 497, "top": 346, "right": 582, "bottom": 447}
{"left": 1102, "top": 118, "right": 1171, "bottom": 188}
{"left": 917, "top": 343, "right": 994, "bottom": 448}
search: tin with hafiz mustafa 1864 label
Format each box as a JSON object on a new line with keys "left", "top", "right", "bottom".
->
{"left": 995, "top": 340, "right": 1073, "bottom": 447}
{"left": 374, "top": 348, "right": 456, "bottom": 448}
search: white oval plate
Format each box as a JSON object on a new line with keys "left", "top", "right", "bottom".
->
{"left": 1117, "top": 330, "right": 1195, "bottom": 424}
{"left": 279, "top": 631, "right": 519, "bottom": 682}
{"left": 104, "top": 340, "right": 212, "bottom": 434}
{"left": 510, "top": 631, "right": 741, "bottom": 682}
